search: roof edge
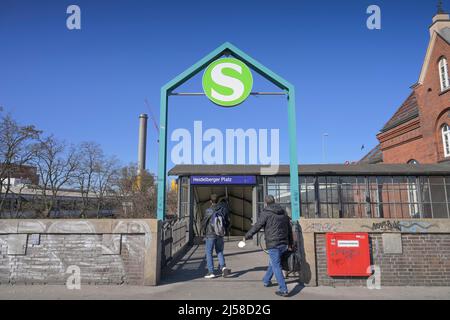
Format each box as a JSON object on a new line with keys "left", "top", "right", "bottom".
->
{"left": 380, "top": 112, "right": 420, "bottom": 133}
{"left": 168, "top": 164, "right": 450, "bottom": 177}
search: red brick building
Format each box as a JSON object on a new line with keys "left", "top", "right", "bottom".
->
{"left": 362, "top": 9, "right": 450, "bottom": 164}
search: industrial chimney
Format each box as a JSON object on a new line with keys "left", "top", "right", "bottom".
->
{"left": 137, "top": 113, "right": 148, "bottom": 179}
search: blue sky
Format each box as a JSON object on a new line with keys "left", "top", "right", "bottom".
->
{"left": 0, "top": 0, "right": 444, "bottom": 174}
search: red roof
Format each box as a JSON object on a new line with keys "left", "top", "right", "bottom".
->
{"left": 381, "top": 92, "right": 420, "bottom": 132}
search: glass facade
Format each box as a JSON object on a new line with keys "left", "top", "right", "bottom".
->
{"left": 175, "top": 170, "right": 450, "bottom": 223}
{"left": 264, "top": 175, "right": 450, "bottom": 219}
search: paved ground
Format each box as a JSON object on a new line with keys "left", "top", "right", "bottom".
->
{"left": 0, "top": 238, "right": 449, "bottom": 300}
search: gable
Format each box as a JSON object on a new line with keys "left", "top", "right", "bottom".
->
{"left": 441, "top": 27, "right": 450, "bottom": 43}
{"left": 162, "top": 42, "right": 293, "bottom": 93}
{"left": 381, "top": 92, "right": 420, "bottom": 132}
{"left": 418, "top": 30, "right": 450, "bottom": 85}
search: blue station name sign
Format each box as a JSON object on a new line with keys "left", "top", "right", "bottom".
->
{"left": 190, "top": 176, "right": 257, "bottom": 185}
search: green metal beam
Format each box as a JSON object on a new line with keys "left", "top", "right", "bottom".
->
{"left": 157, "top": 42, "right": 301, "bottom": 221}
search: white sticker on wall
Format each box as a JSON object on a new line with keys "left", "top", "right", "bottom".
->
{"left": 337, "top": 240, "right": 360, "bottom": 248}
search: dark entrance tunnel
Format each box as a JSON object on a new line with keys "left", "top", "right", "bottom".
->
{"left": 192, "top": 185, "right": 253, "bottom": 237}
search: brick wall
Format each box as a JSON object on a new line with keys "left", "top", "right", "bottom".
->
{"left": 0, "top": 219, "right": 162, "bottom": 286}
{"left": 414, "top": 34, "right": 450, "bottom": 164}
{"left": 375, "top": 20, "right": 450, "bottom": 164}
{"left": 315, "top": 233, "right": 450, "bottom": 286}
{"left": 0, "top": 233, "right": 145, "bottom": 285}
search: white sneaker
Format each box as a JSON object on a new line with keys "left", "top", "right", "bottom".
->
{"left": 204, "top": 273, "right": 217, "bottom": 279}
{"left": 222, "top": 267, "right": 231, "bottom": 277}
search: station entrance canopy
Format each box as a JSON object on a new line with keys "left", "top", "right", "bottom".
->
{"left": 157, "top": 42, "right": 300, "bottom": 220}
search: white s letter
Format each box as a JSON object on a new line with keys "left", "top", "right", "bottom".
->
{"left": 210, "top": 63, "right": 244, "bottom": 102}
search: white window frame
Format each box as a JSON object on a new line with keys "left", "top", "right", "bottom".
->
{"left": 439, "top": 57, "right": 450, "bottom": 92}
{"left": 407, "top": 178, "right": 419, "bottom": 218}
{"left": 442, "top": 124, "right": 450, "bottom": 158}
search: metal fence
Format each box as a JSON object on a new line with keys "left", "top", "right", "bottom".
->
{"left": 161, "top": 217, "right": 190, "bottom": 267}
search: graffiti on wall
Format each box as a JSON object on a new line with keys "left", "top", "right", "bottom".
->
{"left": 304, "top": 222, "right": 343, "bottom": 233}
{"left": 362, "top": 221, "right": 401, "bottom": 232}
{"left": 398, "top": 221, "right": 437, "bottom": 233}
{"left": 362, "top": 220, "right": 437, "bottom": 233}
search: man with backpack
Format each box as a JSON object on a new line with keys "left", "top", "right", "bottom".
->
{"left": 202, "top": 194, "right": 231, "bottom": 279}
{"left": 244, "top": 195, "right": 293, "bottom": 297}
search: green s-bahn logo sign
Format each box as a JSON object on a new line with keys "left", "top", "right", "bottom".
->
{"left": 202, "top": 58, "right": 253, "bottom": 107}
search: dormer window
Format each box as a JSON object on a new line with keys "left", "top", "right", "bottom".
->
{"left": 439, "top": 57, "right": 450, "bottom": 91}
{"left": 442, "top": 124, "right": 450, "bottom": 157}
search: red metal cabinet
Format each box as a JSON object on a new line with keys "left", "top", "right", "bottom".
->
{"left": 326, "top": 233, "right": 371, "bottom": 277}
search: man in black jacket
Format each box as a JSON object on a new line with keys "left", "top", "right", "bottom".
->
{"left": 244, "top": 195, "right": 293, "bottom": 297}
{"left": 202, "top": 194, "right": 231, "bottom": 279}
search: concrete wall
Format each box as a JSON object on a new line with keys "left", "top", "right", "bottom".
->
{"left": 299, "top": 219, "right": 450, "bottom": 287}
{"left": 0, "top": 219, "right": 161, "bottom": 286}
{"left": 2, "top": 218, "right": 449, "bottom": 287}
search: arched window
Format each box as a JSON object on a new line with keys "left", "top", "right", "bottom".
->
{"left": 408, "top": 159, "right": 419, "bottom": 164}
{"left": 442, "top": 124, "right": 450, "bottom": 157}
{"left": 439, "top": 57, "right": 450, "bottom": 91}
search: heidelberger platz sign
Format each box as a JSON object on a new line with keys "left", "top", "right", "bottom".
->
{"left": 190, "top": 176, "right": 257, "bottom": 185}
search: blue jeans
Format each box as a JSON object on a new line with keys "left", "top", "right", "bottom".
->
{"left": 263, "top": 245, "right": 288, "bottom": 293}
{"left": 205, "top": 237, "right": 226, "bottom": 273}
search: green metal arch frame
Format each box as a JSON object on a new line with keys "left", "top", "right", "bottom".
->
{"left": 157, "top": 42, "right": 300, "bottom": 221}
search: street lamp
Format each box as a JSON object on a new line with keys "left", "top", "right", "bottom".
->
{"left": 322, "top": 133, "right": 329, "bottom": 164}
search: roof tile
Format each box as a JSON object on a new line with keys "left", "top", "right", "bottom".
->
{"left": 359, "top": 145, "right": 383, "bottom": 164}
{"left": 381, "top": 92, "right": 419, "bottom": 132}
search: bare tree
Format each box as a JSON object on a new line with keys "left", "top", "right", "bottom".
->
{"left": 0, "top": 109, "right": 158, "bottom": 219}
{"left": 31, "top": 136, "right": 80, "bottom": 218}
{"left": 166, "top": 187, "right": 178, "bottom": 219}
{"left": 92, "top": 155, "right": 120, "bottom": 218}
{"left": 0, "top": 111, "right": 41, "bottom": 216}
{"left": 112, "top": 164, "right": 156, "bottom": 218}
{"left": 74, "top": 142, "right": 122, "bottom": 218}
{"left": 76, "top": 142, "right": 103, "bottom": 218}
